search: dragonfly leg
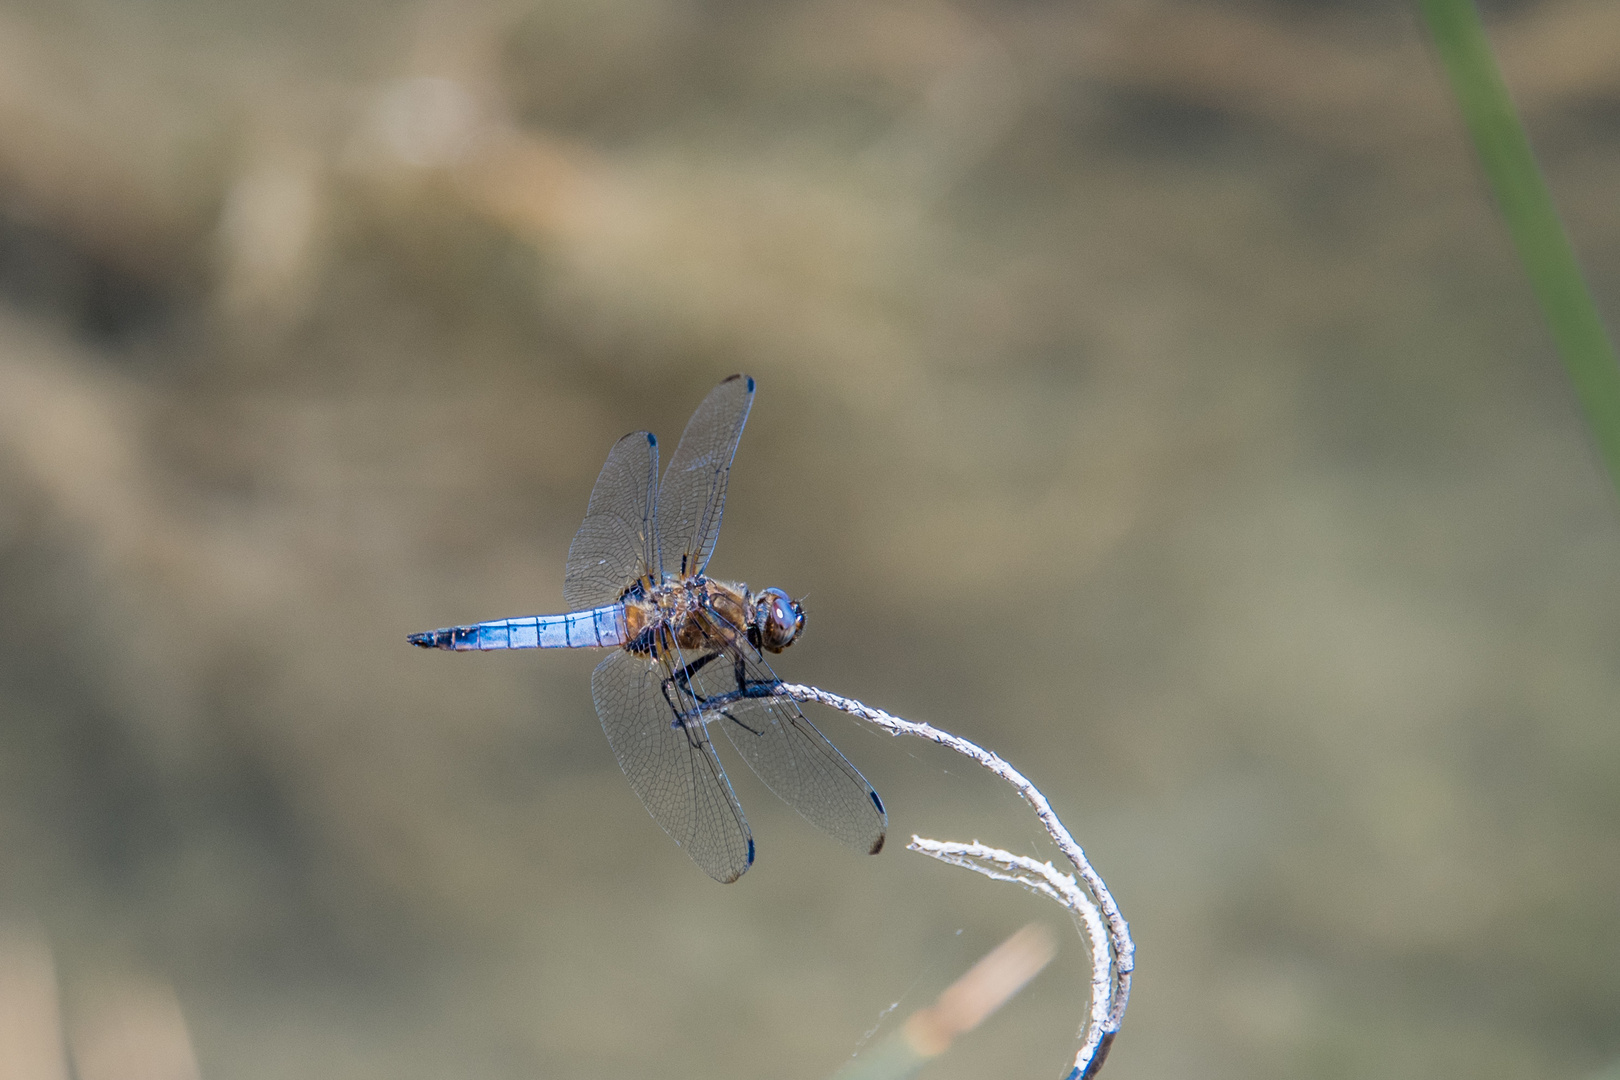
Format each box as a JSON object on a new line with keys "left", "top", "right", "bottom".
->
{"left": 662, "top": 646, "right": 786, "bottom": 738}
{"left": 721, "top": 708, "right": 766, "bottom": 736}
{"left": 730, "top": 652, "right": 785, "bottom": 700}
{"left": 662, "top": 650, "right": 727, "bottom": 737}
{"left": 716, "top": 653, "right": 781, "bottom": 736}
{"left": 667, "top": 649, "right": 724, "bottom": 698}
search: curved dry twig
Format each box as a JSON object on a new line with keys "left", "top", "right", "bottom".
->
{"left": 906, "top": 838, "right": 1113, "bottom": 1070}
{"left": 772, "top": 684, "right": 1133, "bottom": 1079}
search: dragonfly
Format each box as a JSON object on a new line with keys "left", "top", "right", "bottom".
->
{"left": 409, "top": 375, "right": 886, "bottom": 882}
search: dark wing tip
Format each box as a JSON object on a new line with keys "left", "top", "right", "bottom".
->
{"left": 646, "top": 432, "right": 656, "bottom": 447}
{"left": 869, "top": 832, "right": 885, "bottom": 856}
{"left": 714, "top": 839, "right": 754, "bottom": 885}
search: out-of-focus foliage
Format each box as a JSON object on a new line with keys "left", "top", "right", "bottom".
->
{"left": 0, "top": 1, "right": 1618, "bottom": 1078}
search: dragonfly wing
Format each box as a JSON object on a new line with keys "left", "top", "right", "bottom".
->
{"left": 687, "top": 627, "right": 887, "bottom": 857}
{"left": 564, "top": 431, "right": 661, "bottom": 611}
{"left": 591, "top": 648, "right": 755, "bottom": 883}
{"left": 657, "top": 374, "right": 754, "bottom": 579}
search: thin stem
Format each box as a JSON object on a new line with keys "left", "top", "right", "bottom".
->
{"left": 1419, "top": 0, "right": 1620, "bottom": 492}
{"left": 771, "top": 683, "right": 1132, "bottom": 1080}
{"left": 905, "top": 839, "right": 1113, "bottom": 1066}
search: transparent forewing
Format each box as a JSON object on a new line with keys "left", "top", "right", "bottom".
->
{"left": 686, "top": 615, "right": 888, "bottom": 857}
{"left": 591, "top": 648, "right": 755, "bottom": 883}
{"left": 657, "top": 374, "right": 754, "bottom": 579}
{"left": 564, "top": 431, "right": 661, "bottom": 611}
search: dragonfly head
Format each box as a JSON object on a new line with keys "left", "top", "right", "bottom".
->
{"left": 753, "top": 587, "right": 805, "bottom": 653}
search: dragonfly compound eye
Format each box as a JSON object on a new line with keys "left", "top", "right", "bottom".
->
{"left": 756, "top": 587, "right": 802, "bottom": 652}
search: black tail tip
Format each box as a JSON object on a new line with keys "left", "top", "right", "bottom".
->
{"left": 407, "top": 631, "right": 436, "bottom": 648}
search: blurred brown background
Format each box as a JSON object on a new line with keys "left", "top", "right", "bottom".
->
{"left": 0, "top": 0, "right": 1618, "bottom": 1077}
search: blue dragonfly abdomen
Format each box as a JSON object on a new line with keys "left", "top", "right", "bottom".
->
{"left": 409, "top": 603, "right": 627, "bottom": 651}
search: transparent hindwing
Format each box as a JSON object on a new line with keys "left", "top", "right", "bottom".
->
{"left": 683, "top": 611, "right": 887, "bottom": 857}
{"left": 591, "top": 647, "right": 755, "bottom": 883}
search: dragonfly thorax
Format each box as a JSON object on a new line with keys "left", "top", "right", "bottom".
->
{"left": 620, "top": 576, "right": 803, "bottom": 658}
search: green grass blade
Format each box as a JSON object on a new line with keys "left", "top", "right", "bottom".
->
{"left": 1418, "top": 0, "right": 1620, "bottom": 491}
